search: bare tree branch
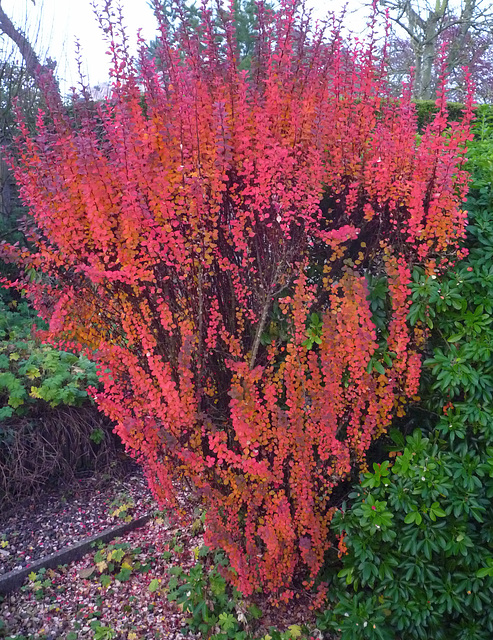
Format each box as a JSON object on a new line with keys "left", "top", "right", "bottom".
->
{"left": 0, "top": 1, "right": 45, "bottom": 78}
{"left": 377, "top": 0, "right": 493, "bottom": 98}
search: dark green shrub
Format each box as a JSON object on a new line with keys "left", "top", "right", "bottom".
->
{"left": 412, "top": 101, "right": 493, "bottom": 136}
{"left": 413, "top": 100, "right": 468, "bottom": 131}
{"left": 323, "top": 429, "right": 493, "bottom": 640}
{"left": 317, "top": 115, "right": 493, "bottom": 639}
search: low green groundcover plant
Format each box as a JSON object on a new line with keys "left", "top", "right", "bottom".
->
{"left": 0, "top": 296, "right": 99, "bottom": 420}
{"left": 0, "top": 294, "right": 118, "bottom": 507}
{"left": 166, "top": 544, "right": 315, "bottom": 640}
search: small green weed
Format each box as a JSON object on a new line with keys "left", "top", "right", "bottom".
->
{"left": 82, "top": 539, "right": 153, "bottom": 589}
{"left": 90, "top": 621, "right": 116, "bottom": 640}
{"left": 108, "top": 492, "right": 135, "bottom": 522}
{"left": 89, "top": 427, "right": 105, "bottom": 445}
{"left": 22, "top": 567, "right": 52, "bottom": 600}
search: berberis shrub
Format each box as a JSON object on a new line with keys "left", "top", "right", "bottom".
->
{"left": 0, "top": 0, "right": 473, "bottom": 599}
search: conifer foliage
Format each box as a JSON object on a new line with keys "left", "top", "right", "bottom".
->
{"left": 1, "top": 0, "right": 473, "bottom": 599}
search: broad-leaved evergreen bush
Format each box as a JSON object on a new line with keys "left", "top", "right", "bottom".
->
{"left": 324, "top": 429, "right": 493, "bottom": 640}
{"left": 321, "top": 111, "right": 493, "bottom": 639}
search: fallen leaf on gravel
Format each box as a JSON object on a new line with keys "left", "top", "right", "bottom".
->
{"left": 148, "top": 578, "right": 159, "bottom": 592}
{"left": 122, "top": 555, "right": 133, "bottom": 569}
{"left": 78, "top": 566, "right": 95, "bottom": 579}
{"left": 288, "top": 624, "right": 302, "bottom": 638}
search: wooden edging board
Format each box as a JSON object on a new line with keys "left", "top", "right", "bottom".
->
{"left": 0, "top": 513, "right": 152, "bottom": 596}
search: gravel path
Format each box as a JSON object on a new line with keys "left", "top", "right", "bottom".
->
{"left": 1, "top": 513, "right": 203, "bottom": 639}
{"left": 0, "top": 463, "right": 157, "bottom": 576}
{"left": 0, "top": 463, "right": 204, "bottom": 639}
{"left": 0, "top": 463, "right": 324, "bottom": 640}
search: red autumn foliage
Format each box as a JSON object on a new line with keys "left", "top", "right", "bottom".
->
{"left": 1, "top": 0, "right": 473, "bottom": 600}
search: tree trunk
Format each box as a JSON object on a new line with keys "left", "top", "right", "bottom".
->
{"left": 0, "top": 3, "right": 43, "bottom": 78}
{"left": 420, "top": 25, "right": 438, "bottom": 99}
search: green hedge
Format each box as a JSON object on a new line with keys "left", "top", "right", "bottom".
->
{"left": 315, "top": 105, "right": 493, "bottom": 640}
{"left": 413, "top": 101, "right": 493, "bottom": 133}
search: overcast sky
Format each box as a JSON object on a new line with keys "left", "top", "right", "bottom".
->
{"left": 0, "top": 0, "right": 367, "bottom": 95}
